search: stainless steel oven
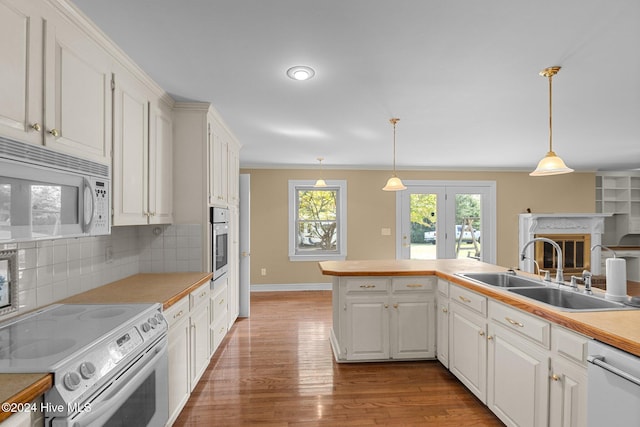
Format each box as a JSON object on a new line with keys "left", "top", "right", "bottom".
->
{"left": 210, "top": 207, "right": 229, "bottom": 280}
{"left": 0, "top": 303, "right": 168, "bottom": 427}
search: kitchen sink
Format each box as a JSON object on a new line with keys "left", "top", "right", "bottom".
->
{"left": 508, "top": 287, "right": 633, "bottom": 311}
{"left": 456, "top": 272, "right": 546, "bottom": 288}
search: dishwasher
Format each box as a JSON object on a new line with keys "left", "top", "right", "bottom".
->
{"left": 587, "top": 340, "right": 640, "bottom": 426}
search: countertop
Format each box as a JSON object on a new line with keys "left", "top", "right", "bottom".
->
{"left": 319, "top": 259, "right": 640, "bottom": 358}
{"left": 0, "top": 272, "right": 212, "bottom": 422}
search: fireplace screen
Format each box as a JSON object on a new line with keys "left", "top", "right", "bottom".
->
{"left": 534, "top": 234, "right": 591, "bottom": 275}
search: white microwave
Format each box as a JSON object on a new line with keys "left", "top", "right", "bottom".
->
{"left": 0, "top": 137, "right": 110, "bottom": 242}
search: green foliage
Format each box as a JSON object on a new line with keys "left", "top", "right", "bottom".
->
{"left": 297, "top": 189, "right": 338, "bottom": 250}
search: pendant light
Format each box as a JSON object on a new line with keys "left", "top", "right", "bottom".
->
{"left": 530, "top": 66, "right": 574, "bottom": 176}
{"left": 382, "top": 118, "right": 407, "bottom": 191}
{"left": 314, "top": 157, "right": 327, "bottom": 187}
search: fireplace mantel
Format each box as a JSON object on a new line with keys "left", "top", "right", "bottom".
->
{"left": 519, "top": 213, "right": 612, "bottom": 275}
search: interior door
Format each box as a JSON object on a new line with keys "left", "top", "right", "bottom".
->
{"left": 398, "top": 181, "right": 495, "bottom": 263}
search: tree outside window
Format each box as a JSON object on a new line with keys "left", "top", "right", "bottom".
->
{"left": 288, "top": 180, "right": 347, "bottom": 261}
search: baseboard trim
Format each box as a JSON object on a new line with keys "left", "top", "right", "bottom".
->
{"left": 250, "top": 283, "right": 332, "bottom": 292}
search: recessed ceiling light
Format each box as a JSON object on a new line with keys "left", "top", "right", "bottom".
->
{"left": 286, "top": 65, "right": 315, "bottom": 81}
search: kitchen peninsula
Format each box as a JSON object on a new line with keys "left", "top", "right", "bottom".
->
{"left": 320, "top": 258, "right": 640, "bottom": 426}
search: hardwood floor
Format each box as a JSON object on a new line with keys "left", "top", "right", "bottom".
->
{"left": 174, "top": 291, "right": 503, "bottom": 426}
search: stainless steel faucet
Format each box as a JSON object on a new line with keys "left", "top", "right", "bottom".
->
{"left": 520, "top": 237, "right": 564, "bottom": 284}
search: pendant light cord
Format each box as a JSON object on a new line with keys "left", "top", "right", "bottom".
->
{"left": 548, "top": 73, "right": 553, "bottom": 153}
{"left": 390, "top": 118, "right": 399, "bottom": 175}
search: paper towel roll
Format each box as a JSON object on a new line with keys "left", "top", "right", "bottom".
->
{"left": 605, "top": 258, "right": 627, "bottom": 301}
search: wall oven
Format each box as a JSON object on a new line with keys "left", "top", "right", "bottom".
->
{"left": 0, "top": 137, "right": 110, "bottom": 242}
{"left": 210, "top": 207, "right": 229, "bottom": 280}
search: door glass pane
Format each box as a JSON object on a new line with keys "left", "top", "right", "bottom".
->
{"left": 454, "top": 194, "right": 481, "bottom": 260}
{"left": 409, "top": 193, "right": 437, "bottom": 260}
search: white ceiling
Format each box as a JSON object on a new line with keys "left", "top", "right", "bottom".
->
{"left": 72, "top": 0, "right": 640, "bottom": 171}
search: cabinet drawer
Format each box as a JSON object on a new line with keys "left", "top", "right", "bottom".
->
{"left": 489, "top": 301, "right": 550, "bottom": 348}
{"left": 437, "top": 279, "right": 449, "bottom": 297}
{"left": 211, "top": 315, "right": 228, "bottom": 352}
{"left": 343, "top": 277, "right": 389, "bottom": 293}
{"left": 190, "top": 282, "right": 210, "bottom": 309}
{"left": 392, "top": 277, "right": 435, "bottom": 293}
{"left": 164, "top": 297, "right": 189, "bottom": 329}
{"left": 211, "top": 285, "right": 228, "bottom": 324}
{"left": 450, "top": 285, "right": 486, "bottom": 316}
{"left": 552, "top": 326, "right": 590, "bottom": 365}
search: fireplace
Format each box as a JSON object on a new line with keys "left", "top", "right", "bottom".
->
{"left": 519, "top": 214, "right": 611, "bottom": 276}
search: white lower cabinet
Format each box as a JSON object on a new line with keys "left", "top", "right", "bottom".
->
{"left": 332, "top": 276, "right": 436, "bottom": 362}
{"left": 210, "top": 276, "right": 229, "bottom": 356}
{"left": 449, "top": 284, "right": 488, "bottom": 403}
{"left": 549, "top": 326, "right": 588, "bottom": 427}
{"left": 165, "top": 281, "right": 216, "bottom": 426}
{"left": 487, "top": 322, "right": 549, "bottom": 427}
{"left": 436, "top": 279, "right": 450, "bottom": 368}
{"left": 189, "top": 282, "right": 210, "bottom": 389}
{"left": 165, "top": 297, "right": 190, "bottom": 426}
{"left": 443, "top": 280, "right": 589, "bottom": 427}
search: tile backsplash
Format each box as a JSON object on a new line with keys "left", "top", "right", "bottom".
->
{"left": 0, "top": 224, "right": 203, "bottom": 320}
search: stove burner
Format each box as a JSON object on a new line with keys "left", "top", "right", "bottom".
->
{"left": 79, "top": 307, "right": 130, "bottom": 320}
{"left": 51, "top": 306, "right": 87, "bottom": 316}
{"left": 11, "top": 338, "right": 76, "bottom": 359}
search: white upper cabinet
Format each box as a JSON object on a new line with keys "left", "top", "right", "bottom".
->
{"left": 0, "top": 0, "right": 44, "bottom": 145}
{"left": 208, "top": 117, "right": 240, "bottom": 206}
{"left": 112, "top": 67, "right": 173, "bottom": 226}
{"left": 0, "top": 0, "right": 112, "bottom": 164}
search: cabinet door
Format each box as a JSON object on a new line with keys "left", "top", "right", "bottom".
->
{"left": 345, "top": 297, "right": 389, "bottom": 360}
{"left": 149, "top": 101, "right": 173, "bottom": 224}
{"left": 227, "top": 207, "right": 240, "bottom": 328}
{"left": 227, "top": 142, "right": 240, "bottom": 206}
{"left": 390, "top": 295, "right": 435, "bottom": 359}
{"left": 549, "top": 358, "right": 587, "bottom": 427}
{"left": 190, "top": 300, "right": 210, "bottom": 389}
{"left": 167, "top": 315, "right": 190, "bottom": 425}
{"left": 210, "top": 122, "right": 228, "bottom": 204}
{"left": 436, "top": 297, "right": 449, "bottom": 368}
{"left": 0, "top": 0, "right": 44, "bottom": 145}
{"left": 488, "top": 324, "right": 549, "bottom": 427}
{"left": 449, "top": 302, "right": 487, "bottom": 403}
{"left": 43, "top": 15, "right": 112, "bottom": 163}
{"left": 112, "top": 71, "right": 149, "bottom": 225}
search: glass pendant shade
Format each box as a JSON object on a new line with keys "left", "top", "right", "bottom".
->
{"left": 314, "top": 178, "right": 327, "bottom": 187}
{"left": 382, "top": 175, "right": 407, "bottom": 191}
{"left": 530, "top": 66, "right": 573, "bottom": 177}
{"left": 383, "top": 118, "right": 406, "bottom": 191}
{"left": 529, "top": 151, "right": 574, "bottom": 176}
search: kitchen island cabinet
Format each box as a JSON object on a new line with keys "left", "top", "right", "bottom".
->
{"left": 331, "top": 276, "right": 435, "bottom": 361}
{"left": 320, "top": 260, "right": 600, "bottom": 427}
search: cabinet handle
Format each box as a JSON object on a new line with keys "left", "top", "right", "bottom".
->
{"left": 219, "top": 327, "right": 225, "bottom": 333}
{"left": 200, "top": 291, "right": 207, "bottom": 297}
{"left": 458, "top": 295, "right": 471, "bottom": 303}
{"left": 551, "top": 374, "right": 560, "bottom": 382}
{"left": 393, "top": 303, "right": 399, "bottom": 309}
{"left": 173, "top": 310, "right": 183, "bottom": 319}
{"left": 219, "top": 299, "right": 225, "bottom": 305}
{"left": 359, "top": 284, "right": 376, "bottom": 289}
{"left": 487, "top": 335, "right": 493, "bottom": 341}
{"left": 505, "top": 317, "right": 524, "bottom": 328}
{"left": 479, "top": 330, "right": 485, "bottom": 337}
{"left": 48, "top": 128, "right": 60, "bottom": 137}
{"left": 31, "top": 123, "right": 42, "bottom": 132}
{"left": 384, "top": 304, "right": 389, "bottom": 309}
{"left": 442, "top": 307, "right": 448, "bottom": 313}
{"left": 406, "top": 284, "right": 423, "bottom": 288}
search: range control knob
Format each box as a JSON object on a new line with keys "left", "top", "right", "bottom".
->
{"left": 63, "top": 372, "right": 82, "bottom": 391}
{"left": 155, "top": 313, "right": 165, "bottom": 324}
{"left": 79, "top": 362, "right": 96, "bottom": 379}
{"left": 141, "top": 322, "right": 151, "bottom": 333}
{"left": 149, "top": 317, "right": 158, "bottom": 326}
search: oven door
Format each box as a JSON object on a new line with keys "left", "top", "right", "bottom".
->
{"left": 50, "top": 337, "right": 169, "bottom": 427}
{"left": 212, "top": 222, "right": 229, "bottom": 279}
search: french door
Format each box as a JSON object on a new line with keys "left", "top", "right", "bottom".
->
{"left": 397, "top": 181, "right": 496, "bottom": 263}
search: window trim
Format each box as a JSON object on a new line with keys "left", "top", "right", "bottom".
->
{"left": 288, "top": 180, "right": 347, "bottom": 262}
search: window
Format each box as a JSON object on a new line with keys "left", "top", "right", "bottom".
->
{"left": 288, "top": 180, "right": 347, "bottom": 261}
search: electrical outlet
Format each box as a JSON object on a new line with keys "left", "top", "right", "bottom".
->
{"left": 381, "top": 228, "right": 391, "bottom": 236}
{"left": 261, "top": 268, "right": 267, "bottom": 276}
{"left": 105, "top": 246, "right": 114, "bottom": 264}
